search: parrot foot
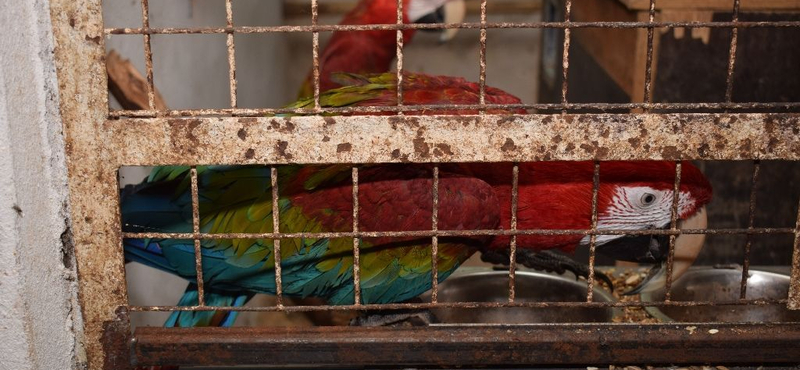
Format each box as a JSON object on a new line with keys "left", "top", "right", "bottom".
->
{"left": 481, "top": 249, "right": 615, "bottom": 291}
{"left": 350, "top": 308, "right": 436, "bottom": 327}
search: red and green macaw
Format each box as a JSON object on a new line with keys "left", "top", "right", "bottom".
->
{"left": 297, "top": 0, "right": 466, "bottom": 98}
{"left": 123, "top": 72, "right": 713, "bottom": 328}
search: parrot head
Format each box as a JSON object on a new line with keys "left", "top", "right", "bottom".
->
{"left": 406, "top": 0, "right": 467, "bottom": 42}
{"left": 591, "top": 162, "right": 712, "bottom": 294}
{"left": 509, "top": 161, "right": 712, "bottom": 294}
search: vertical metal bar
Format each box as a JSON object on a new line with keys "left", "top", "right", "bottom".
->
{"left": 225, "top": 0, "right": 238, "bottom": 109}
{"left": 395, "top": 0, "right": 404, "bottom": 110}
{"left": 586, "top": 161, "right": 600, "bottom": 302}
{"left": 788, "top": 195, "right": 800, "bottom": 310}
{"left": 271, "top": 167, "right": 284, "bottom": 307}
{"left": 508, "top": 164, "right": 519, "bottom": 303}
{"left": 430, "top": 166, "right": 440, "bottom": 303}
{"left": 560, "top": 0, "right": 572, "bottom": 111}
{"left": 740, "top": 160, "right": 760, "bottom": 299}
{"left": 664, "top": 161, "right": 683, "bottom": 301}
{"left": 478, "top": 0, "right": 488, "bottom": 111}
{"left": 140, "top": 0, "right": 156, "bottom": 111}
{"left": 642, "top": 0, "right": 656, "bottom": 109}
{"left": 352, "top": 166, "right": 362, "bottom": 305}
{"left": 311, "top": 0, "right": 321, "bottom": 110}
{"left": 725, "top": 0, "right": 741, "bottom": 103}
{"left": 190, "top": 167, "right": 205, "bottom": 306}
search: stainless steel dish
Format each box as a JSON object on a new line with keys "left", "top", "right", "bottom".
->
{"left": 641, "top": 268, "right": 800, "bottom": 322}
{"left": 423, "top": 271, "right": 617, "bottom": 324}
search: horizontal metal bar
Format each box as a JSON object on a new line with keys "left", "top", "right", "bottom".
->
{"left": 107, "top": 102, "right": 800, "bottom": 118}
{"left": 103, "top": 114, "right": 799, "bottom": 165}
{"left": 121, "top": 227, "right": 796, "bottom": 241}
{"left": 283, "top": 0, "right": 542, "bottom": 18}
{"left": 131, "top": 323, "right": 800, "bottom": 367}
{"left": 127, "top": 298, "right": 788, "bottom": 313}
{"left": 104, "top": 20, "right": 800, "bottom": 35}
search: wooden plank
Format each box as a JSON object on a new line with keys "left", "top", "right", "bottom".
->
{"left": 619, "top": 0, "right": 800, "bottom": 11}
{"left": 571, "top": 0, "right": 639, "bottom": 97}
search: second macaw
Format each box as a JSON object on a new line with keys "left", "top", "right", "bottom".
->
{"left": 297, "top": 0, "right": 466, "bottom": 98}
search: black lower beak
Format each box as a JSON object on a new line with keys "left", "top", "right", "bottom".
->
{"left": 595, "top": 233, "right": 670, "bottom": 264}
{"left": 416, "top": 6, "right": 445, "bottom": 30}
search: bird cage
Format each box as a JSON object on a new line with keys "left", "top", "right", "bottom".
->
{"left": 47, "top": 0, "right": 800, "bottom": 368}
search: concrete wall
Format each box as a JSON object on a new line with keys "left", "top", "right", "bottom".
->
{"left": 0, "top": 0, "right": 83, "bottom": 368}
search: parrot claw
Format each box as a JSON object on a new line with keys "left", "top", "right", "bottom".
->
{"left": 481, "top": 249, "right": 615, "bottom": 291}
{"left": 350, "top": 309, "right": 436, "bottom": 327}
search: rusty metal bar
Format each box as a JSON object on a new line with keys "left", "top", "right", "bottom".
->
{"left": 396, "top": 0, "right": 404, "bottom": 110}
{"left": 282, "top": 0, "right": 542, "bottom": 18}
{"left": 107, "top": 101, "right": 800, "bottom": 118}
{"left": 560, "top": 0, "right": 572, "bottom": 108}
{"left": 271, "top": 167, "right": 284, "bottom": 307}
{"left": 664, "top": 161, "right": 683, "bottom": 301}
{"left": 478, "top": 0, "right": 487, "bottom": 109}
{"left": 121, "top": 226, "right": 796, "bottom": 241}
{"left": 740, "top": 160, "right": 760, "bottom": 299}
{"left": 189, "top": 167, "right": 205, "bottom": 305}
{"left": 351, "top": 166, "right": 362, "bottom": 305}
{"left": 430, "top": 166, "right": 439, "bottom": 303}
{"left": 104, "top": 21, "right": 800, "bottom": 35}
{"left": 586, "top": 161, "right": 600, "bottom": 302}
{"left": 128, "top": 297, "right": 789, "bottom": 313}
{"left": 140, "top": 0, "right": 156, "bottom": 111}
{"left": 132, "top": 323, "right": 800, "bottom": 367}
{"left": 311, "top": 0, "right": 321, "bottom": 110}
{"left": 725, "top": 0, "right": 741, "bottom": 103}
{"left": 508, "top": 163, "right": 519, "bottom": 303}
{"left": 224, "top": 0, "right": 237, "bottom": 109}
{"left": 642, "top": 0, "right": 656, "bottom": 108}
{"left": 789, "top": 195, "right": 800, "bottom": 310}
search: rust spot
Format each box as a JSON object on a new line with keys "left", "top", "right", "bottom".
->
{"left": 276, "top": 141, "right": 292, "bottom": 159}
{"left": 322, "top": 135, "right": 330, "bottom": 142}
{"left": 565, "top": 143, "right": 576, "bottom": 152}
{"left": 600, "top": 127, "right": 610, "bottom": 138}
{"left": 739, "top": 138, "right": 752, "bottom": 153}
{"left": 85, "top": 35, "right": 101, "bottom": 44}
{"left": 661, "top": 146, "right": 680, "bottom": 159}
{"left": 579, "top": 143, "right": 595, "bottom": 155}
{"left": 413, "top": 138, "right": 430, "bottom": 158}
{"left": 238, "top": 117, "right": 257, "bottom": 124}
{"left": 553, "top": 135, "right": 562, "bottom": 143}
{"left": 434, "top": 144, "right": 454, "bottom": 156}
{"left": 323, "top": 117, "right": 336, "bottom": 127}
{"left": 391, "top": 149, "right": 401, "bottom": 158}
{"left": 245, "top": 149, "right": 255, "bottom": 159}
{"left": 282, "top": 121, "right": 296, "bottom": 133}
{"left": 628, "top": 137, "right": 641, "bottom": 148}
{"left": 497, "top": 116, "right": 515, "bottom": 126}
{"left": 501, "top": 138, "right": 517, "bottom": 152}
{"left": 237, "top": 128, "right": 247, "bottom": 140}
{"left": 337, "top": 143, "right": 352, "bottom": 153}
{"left": 270, "top": 119, "right": 280, "bottom": 130}
{"left": 767, "top": 137, "right": 779, "bottom": 153}
{"left": 69, "top": 17, "right": 76, "bottom": 28}
{"left": 697, "top": 143, "right": 710, "bottom": 157}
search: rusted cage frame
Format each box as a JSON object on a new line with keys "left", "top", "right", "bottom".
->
{"left": 47, "top": 0, "right": 800, "bottom": 368}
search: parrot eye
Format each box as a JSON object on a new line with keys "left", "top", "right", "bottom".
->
{"left": 641, "top": 193, "right": 656, "bottom": 206}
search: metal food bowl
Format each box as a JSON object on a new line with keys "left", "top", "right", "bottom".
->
{"left": 422, "top": 271, "right": 617, "bottom": 324}
{"left": 641, "top": 268, "right": 800, "bottom": 323}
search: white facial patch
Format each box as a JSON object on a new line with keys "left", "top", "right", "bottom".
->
{"left": 407, "top": 0, "right": 449, "bottom": 22}
{"left": 579, "top": 186, "right": 696, "bottom": 246}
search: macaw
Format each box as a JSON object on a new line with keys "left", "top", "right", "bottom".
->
{"left": 123, "top": 72, "right": 713, "bottom": 328}
{"left": 297, "top": 0, "right": 467, "bottom": 98}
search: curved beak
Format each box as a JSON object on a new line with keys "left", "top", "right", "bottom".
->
{"left": 625, "top": 207, "right": 708, "bottom": 295}
{"left": 414, "top": 0, "right": 466, "bottom": 43}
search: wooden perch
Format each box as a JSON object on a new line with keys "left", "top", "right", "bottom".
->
{"left": 106, "top": 50, "right": 167, "bottom": 110}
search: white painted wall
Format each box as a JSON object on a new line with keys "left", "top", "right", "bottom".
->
{"left": 0, "top": 0, "right": 83, "bottom": 368}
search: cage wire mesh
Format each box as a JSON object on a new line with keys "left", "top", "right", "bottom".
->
{"left": 47, "top": 0, "right": 800, "bottom": 368}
